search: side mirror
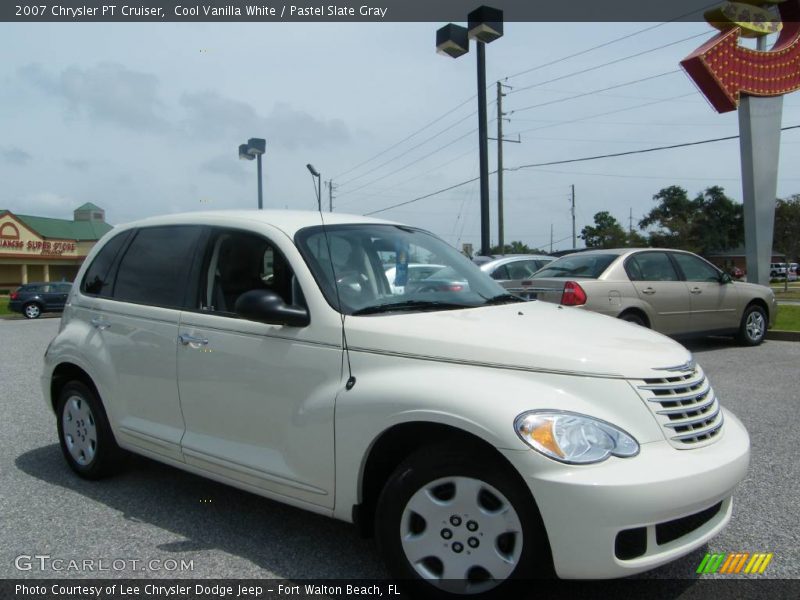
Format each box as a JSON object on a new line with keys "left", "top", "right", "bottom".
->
{"left": 719, "top": 272, "right": 732, "bottom": 284}
{"left": 234, "top": 289, "right": 310, "bottom": 327}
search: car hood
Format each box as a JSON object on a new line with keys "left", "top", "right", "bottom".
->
{"left": 344, "top": 301, "right": 692, "bottom": 380}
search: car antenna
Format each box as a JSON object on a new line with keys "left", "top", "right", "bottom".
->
{"left": 311, "top": 166, "right": 356, "bottom": 390}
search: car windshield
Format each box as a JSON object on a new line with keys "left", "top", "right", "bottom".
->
{"left": 295, "top": 224, "right": 510, "bottom": 315}
{"left": 531, "top": 254, "right": 617, "bottom": 279}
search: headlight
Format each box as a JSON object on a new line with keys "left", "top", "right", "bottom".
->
{"left": 514, "top": 411, "right": 639, "bottom": 464}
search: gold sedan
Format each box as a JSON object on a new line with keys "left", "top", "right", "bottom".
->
{"left": 527, "top": 248, "right": 777, "bottom": 345}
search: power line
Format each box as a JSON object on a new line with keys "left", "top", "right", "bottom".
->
{"left": 337, "top": 127, "right": 479, "bottom": 198}
{"left": 505, "top": 92, "right": 699, "bottom": 137}
{"left": 506, "top": 125, "right": 800, "bottom": 172}
{"left": 510, "top": 70, "right": 681, "bottom": 115}
{"left": 502, "top": 1, "right": 717, "bottom": 81}
{"left": 364, "top": 125, "right": 800, "bottom": 216}
{"left": 337, "top": 110, "right": 478, "bottom": 187}
{"left": 332, "top": 96, "right": 476, "bottom": 180}
{"left": 507, "top": 32, "right": 708, "bottom": 96}
{"left": 333, "top": 5, "right": 715, "bottom": 186}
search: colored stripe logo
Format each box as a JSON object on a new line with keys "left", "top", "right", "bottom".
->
{"left": 697, "top": 552, "right": 773, "bottom": 574}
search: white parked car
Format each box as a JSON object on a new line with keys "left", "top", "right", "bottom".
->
{"left": 43, "top": 211, "right": 750, "bottom": 596}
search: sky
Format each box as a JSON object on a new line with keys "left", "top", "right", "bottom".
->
{"left": 1, "top": 18, "right": 799, "bottom": 253}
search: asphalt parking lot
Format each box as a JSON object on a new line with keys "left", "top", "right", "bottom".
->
{"left": 1, "top": 318, "right": 798, "bottom": 587}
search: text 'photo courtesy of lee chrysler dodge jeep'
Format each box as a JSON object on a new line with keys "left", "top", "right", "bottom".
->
{"left": 43, "top": 211, "right": 750, "bottom": 598}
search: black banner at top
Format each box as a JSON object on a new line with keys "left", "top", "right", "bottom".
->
{"left": 3, "top": 1, "right": 727, "bottom": 23}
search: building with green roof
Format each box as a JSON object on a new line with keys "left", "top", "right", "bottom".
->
{"left": 0, "top": 204, "right": 113, "bottom": 289}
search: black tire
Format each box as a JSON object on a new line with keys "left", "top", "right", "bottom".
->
{"left": 619, "top": 311, "right": 647, "bottom": 327}
{"left": 736, "top": 304, "right": 767, "bottom": 346}
{"left": 23, "top": 302, "right": 42, "bottom": 319}
{"left": 375, "top": 444, "right": 553, "bottom": 599}
{"left": 56, "top": 381, "right": 126, "bottom": 479}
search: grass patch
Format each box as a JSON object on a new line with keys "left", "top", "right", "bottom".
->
{"left": 771, "top": 288, "right": 800, "bottom": 301}
{"left": 0, "top": 295, "right": 11, "bottom": 316}
{"left": 775, "top": 305, "right": 800, "bottom": 331}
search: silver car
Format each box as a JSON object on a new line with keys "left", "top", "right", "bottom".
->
{"left": 528, "top": 248, "right": 777, "bottom": 345}
{"left": 475, "top": 254, "right": 554, "bottom": 299}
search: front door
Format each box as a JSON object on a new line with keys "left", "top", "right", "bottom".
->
{"left": 176, "top": 227, "right": 342, "bottom": 509}
{"left": 671, "top": 252, "right": 738, "bottom": 332}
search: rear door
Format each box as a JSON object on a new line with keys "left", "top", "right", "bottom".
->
{"left": 78, "top": 225, "right": 205, "bottom": 461}
{"left": 625, "top": 251, "right": 692, "bottom": 334}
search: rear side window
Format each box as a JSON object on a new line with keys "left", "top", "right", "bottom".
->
{"left": 114, "top": 226, "right": 203, "bottom": 308}
{"left": 532, "top": 254, "right": 617, "bottom": 279}
{"left": 81, "top": 231, "right": 132, "bottom": 297}
{"left": 626, "top": 252, "right": 680, "bottom": 282}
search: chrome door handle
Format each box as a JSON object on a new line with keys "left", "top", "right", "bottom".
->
{"left": 90, "top": 317, "right": 110, "bottom": 330}
{"left": 178, "top": 333, "right": 208, "bottom": 346}
{"left": 690, "top": 287, "right": 702, "bottom": 294}
{"left": 642, "top": 287, "right": 656, "bottom": 295}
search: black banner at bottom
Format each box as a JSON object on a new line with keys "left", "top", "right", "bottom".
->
{"left": 2, "top": 579, "right": 800, "bottom": 600}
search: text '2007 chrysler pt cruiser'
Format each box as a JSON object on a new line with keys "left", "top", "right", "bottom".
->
{"left": 43, "top": 211, "right": 750, "bottom": 597}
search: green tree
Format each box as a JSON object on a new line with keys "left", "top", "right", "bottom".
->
{"left": 690, "top": 186, "right": 743, "bottom": 255}
{"left": 639, "top": 185, "right": 742, "bottom": 254}
{"left": 488, "top": 241, "right": 548, "bottom": 255}
{"left": 639, "top": 186, "right": 698, "bottom": 249}
{"left": 580, "top": 211, "right": 629, "bottom": 248}
{"left": 774, "top": 194, "right": 800, "bottom": 263}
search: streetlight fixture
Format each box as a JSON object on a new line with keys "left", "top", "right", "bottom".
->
{"left": 306, "top": 163, "right": 322, "bottom": 212}
{"left": 238, "top": 137, "right": 266, "bottom": 209}
{"left": 437, "top": 5, "right": 503, "bottom": 257}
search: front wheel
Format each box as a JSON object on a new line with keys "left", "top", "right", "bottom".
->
{"left": 56, "top": 381, "right": 125, "bottom": 479}
{"left": 737, "top": 304, "right": 767, "bottom": 346}
{"left": 375, "top": 445, "right": 552, "bottom": 598}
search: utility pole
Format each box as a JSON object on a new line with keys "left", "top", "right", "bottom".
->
{"left": 550, "top": 224, "right": 553, "bottom": 254}
{"left": 491, "top": 81, "right": 519, "bottom": 255}
{"left": 497, "top": 81, "right": 505, "bottom": 254}
{"left": 629, "top": 207, "right": 633, "bottom": 234}
{"left": 327, "top": 180, "right": 335, "bottom": 212}
{"left": 570, "top": 184, "right": 576, "bottom": 249}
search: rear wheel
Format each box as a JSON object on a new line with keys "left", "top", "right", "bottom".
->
{"left": 375, "top": 445, "right": 552, "bottom": 598}
{"left": 737, "top": 304, "right": 767, "bottom": 346}
{"left": 619, "top": 310, "right": 647, "bottom": 327}
{"left": 23, "top": 302, "right": 42, "bottom": 319}
{"left": 56, "top": 381, "right": 125, "bottom": 479}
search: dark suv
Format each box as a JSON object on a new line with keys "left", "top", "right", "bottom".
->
{"left": 8, "top": 282, "right": 72, "bottom": 319}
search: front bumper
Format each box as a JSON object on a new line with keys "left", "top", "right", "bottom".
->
{"left": 502, "top": 407, "right": 750, "bottom": 579}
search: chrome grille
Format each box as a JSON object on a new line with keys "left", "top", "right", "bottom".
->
{"left": 634, "top": 365, "right": 724, "bottom": 448}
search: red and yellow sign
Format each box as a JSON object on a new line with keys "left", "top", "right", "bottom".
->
{"left": 0, "top": 213, "right": 79, "bottom": 258}
{"left": 681, "top": 0, "right": 800, "bottom": 112}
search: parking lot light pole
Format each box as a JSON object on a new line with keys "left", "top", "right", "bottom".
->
{"left": 238, "top": 138, "right": 266, "bottom": 209}
{"left": 436, "top": 6, "right": 503, "bottom": 257}
{"left": 306, "top": 164, "right": 322, "bottom": 212}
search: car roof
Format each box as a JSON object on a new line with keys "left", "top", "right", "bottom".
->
{"left": 477, "top": 254, "right": 554, "bottom": 268}
{"left": 115, "top": 210, "right": 399, "bottom": 238}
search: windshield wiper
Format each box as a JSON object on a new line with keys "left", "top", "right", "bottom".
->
{"left": 351, "top": 300, "right": 469, "bottom": 315}
{"left": 483, "top": 293, "right": 525, "bottom": 305}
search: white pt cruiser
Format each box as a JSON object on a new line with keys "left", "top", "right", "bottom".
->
{"left": 43, "top": 211, "right": 750, "bottom": 597}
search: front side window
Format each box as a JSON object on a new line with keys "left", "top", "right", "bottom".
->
{"left": 199, "top": 229, "right": 302, "bottom": 315}
{"left": 672, "top": 253, "right": 721, "bottom": 282}
{"left": 295, "top": 224, "right": 508, "bottom": 315}
{"left": 113, "top": 226, "right": 203, "bottom": 308}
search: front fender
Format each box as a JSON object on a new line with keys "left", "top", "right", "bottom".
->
{"left": 332, "top": 351, "right": 663, "bottom": 521}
